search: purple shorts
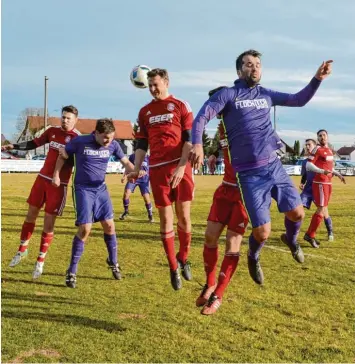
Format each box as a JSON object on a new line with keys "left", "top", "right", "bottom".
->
{"left": 73, "top": 184, "right": 113, "bottom": 226}
{"left": 125, "top": 181, "right": 150, "bottom": 195}
{"left": 236, "top": 158, "right": 302, "bottom": 228}
{"left": 300, "top": 191, "right": 313, "bottom": 210}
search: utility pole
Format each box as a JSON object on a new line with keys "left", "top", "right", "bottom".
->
{"left": 44, "top": 76, "right": 49, "bottom": 155}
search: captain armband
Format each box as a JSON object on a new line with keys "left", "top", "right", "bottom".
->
{"left": 13, "top": 140, "right": 38, "bottom": 150}
{"left": 136, "top": 138, "right": 148, "bottom": 151}
{"left": 182, "top": 129, "right": 192, "bottom": 142}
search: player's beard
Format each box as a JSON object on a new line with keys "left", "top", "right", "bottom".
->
{"left": 245, "top": 73, "right": 261, "bottom": 87}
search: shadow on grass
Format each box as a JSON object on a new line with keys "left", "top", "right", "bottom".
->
{"left": 1, "top": 291, "right": 88, "bottom": 305}
{"left": 2, "top": 310, "right": 126, "bottom": 333}
{"left": 2, "top": 270, "right": 114, "bottom": 281}
{"left": 2, "top": 276, "right": 64, "bottom": 288}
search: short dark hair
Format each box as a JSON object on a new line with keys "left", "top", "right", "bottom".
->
{"left": 208, "top": 86, "right": 227, "bottom": 97}
{"left": 305, "top": 138, "right": 317, "bottom": 144}
{"left": 147, "top": 68, "right": 169, "bottom": 81}
{"left": 62, "top": 105, "right": 78, "bottom": 117}
{"left": 317, "top": 129, "right": 328, "bottom": 136}
{"left": 96, "top": 118, "right": 115, "bottom": 134}
{"left": 236, "top": 49, "right": 262, "bottom": 71}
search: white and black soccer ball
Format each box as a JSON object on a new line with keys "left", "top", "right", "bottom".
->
{"left": 130, "top": 65, "right": 151, "bottom": 89}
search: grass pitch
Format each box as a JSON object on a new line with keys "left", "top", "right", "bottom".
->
{"left": 1, "top": 173, "right": 354, "bottom": 363}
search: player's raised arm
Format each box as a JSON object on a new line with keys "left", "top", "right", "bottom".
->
{"left": 190, "top": 88, "right": 229, "bottom": 169}
{"left": 268, "top": 60, "right": 333, "bottom": 107}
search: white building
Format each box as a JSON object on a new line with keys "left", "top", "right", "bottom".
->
{"left": 337, "top": 146, "right": 355, "bottom": 161}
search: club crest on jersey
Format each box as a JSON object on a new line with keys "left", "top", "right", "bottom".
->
{"left": 149, "top": 113, "right": 174, "bottom": 125}
{"left": 167, "top": 103, "right": 175, "bottom": 111}
{"left": 219, "top": 138, "right": 228, "bottom": 149}
{"left": 65, "top": 136, "right": 71, "bottom": 143}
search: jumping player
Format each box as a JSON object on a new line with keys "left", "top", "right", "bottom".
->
{"left": 190, "top": 49, "right": 333, "bottom": 284}
{"left": 128, "top": 68, "right": 194, "bottom": 291}
{"left": 196, "top": 86, "right": 248, "bottom": 315}
{"left": 2, "top": 105, "right": 80, "bottom": 279}
{"left": 304, "top": 130, "right": 345, "bottom": 248}
{"left": 119, "top": 150, "right": 153, "bottom": 222}
{"left": 52, "top": 119, "right": 134, "bottom": 288}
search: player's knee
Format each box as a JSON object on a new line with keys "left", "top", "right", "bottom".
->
{"left": 287, "top": 207, "right": 305, "bottom": 222}
{"left": 78, "top": 226, "right": 91, "bottom": 240}
{"left": 204, "top": 229, "right": 219, "bottom": 247}
{"left": 177, "top": 216, "right": 191, "bottom": 231}
{"left": 253, "top": 229, "right": 270, "bottom": 242}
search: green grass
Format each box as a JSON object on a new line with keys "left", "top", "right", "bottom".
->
{"left": 1, "top": 173, "right": 355, "bottom": 363}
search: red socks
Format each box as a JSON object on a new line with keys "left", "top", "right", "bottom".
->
{"left": 177, "top": 225, "right": 191, "bottom": 263}
{"left": 37, "top": 232, "right": 54, "bottom": 263}
{"left": 160, "top": 231, "right": 178, "bottom": 271}
{"left": 307, "top": 213, "right": 323, "bottom": 238}
{"left": 19, "top": 222, "right": 35, "bottom": 252}
{"left": 215, "top": 254, "right": 240, "bottom": 298}
{"left": 203, "top": 245, "right": 218, "bottom": 287}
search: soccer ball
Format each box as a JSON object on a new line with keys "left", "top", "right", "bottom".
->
{"left": 130, "top": 65, "right": 151, "bottom": 89}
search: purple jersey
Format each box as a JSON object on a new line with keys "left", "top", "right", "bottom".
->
{"left": 65, "top": 133, "right": 125, "bottom": 186}
{"left": 301, "top": 158, "right": 315, "bottom": 195}
{"left": 128, "top": 153, "right": 149, "bottom": 183}
{"left": 192, "top": 77, "right": 321, "bottom": 171}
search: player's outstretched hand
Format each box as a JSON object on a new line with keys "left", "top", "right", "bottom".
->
{"left": 189, "top": 144, "right": 204, "bottom": 170}
{"left": 121, "top": 174, "right": 127, "bottom": 184}
{"left": 138, "top": 170, "right": 147, "bottom": 179}
{"left": 169, "top": 165, "right": 185, "bottom": 189}
{"left": 299, "top": 183, "right": 304, "bottom": 190}
{"left": 1, "top": 144, "right": 14, "bottom": 151}
{"left": 52, "top": 175, "right": 61, "bottom": 188}
{"left": 338, "top": 175, "right": 346, "bottom": 184}
{"left": 315, "top": 60, "right": 333, "bottom": 81}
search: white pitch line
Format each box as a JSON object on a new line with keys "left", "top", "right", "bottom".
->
{"left": 265, "top": 244, "right": 355, "bottom": 266}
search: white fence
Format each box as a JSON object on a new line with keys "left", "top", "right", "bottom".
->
{"left": 1, "top": 160, "right": 125, "bottom": 174}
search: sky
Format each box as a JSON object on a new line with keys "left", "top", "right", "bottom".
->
{"left": 2, "top": 0, "right": 355, "bottom": 148}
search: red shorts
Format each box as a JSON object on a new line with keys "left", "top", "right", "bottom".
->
{"left": 27, "top": 175, "right": 68, "bottom": 216}
{"left": 149, "top": 161, "right": 194, "bottom": 208}
{"left": 207, "top": 184, "right": 248, "bottom": 234}
{"left": 312, "top": 182, "right": 332, "bottom": 207}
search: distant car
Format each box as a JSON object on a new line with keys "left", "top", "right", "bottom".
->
{"left": 1, "top": 151, "right": 19, "bottom": 160}
{"left": 31, "top": 155, "right": 46, "bottom": 160}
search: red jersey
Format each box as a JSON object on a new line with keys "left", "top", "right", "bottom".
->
{"left": 218, "top": 123, "right": 237, "bottom": 186}
{"left": 308, "top": 145, "right": 333, "bottom": 184}
{"left": 33, "top": 126, "right": 80, "bottom": 185}
{"left": 136, "top": 95, "right": 193, "bottom": 168}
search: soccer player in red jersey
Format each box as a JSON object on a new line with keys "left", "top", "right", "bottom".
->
{"left": 304, "top": 129, "right": 345, "bottom": 248}
{"left": 128, "top": 68, "right": 194, "bottom": 290}
{"left": 196, "top": 87, "right": 248, "bottom": 315}
{"left": 2, "top": 105, "right": 80, "bottom": 278}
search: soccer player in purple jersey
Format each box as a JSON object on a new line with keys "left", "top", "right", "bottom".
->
{"left": 190, "top": 49, "right": 333, "bottom": 284}
{"left": 119, "top": 148, "right": 153, "bottom": 223}
{"left": 300, "top": 139, "right": 334, "bottom": 244}
{"left": 52, "top": 119, "right": 134, "bottom": 288}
